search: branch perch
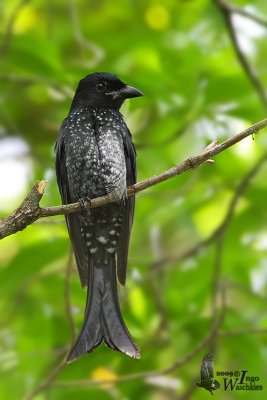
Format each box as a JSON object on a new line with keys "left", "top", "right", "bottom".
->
{"left": 1, "top": 118, "right": 267, "bottom": 240}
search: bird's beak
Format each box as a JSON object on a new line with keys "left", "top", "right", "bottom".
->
{"left": 106, "top": 85, "right": 143, "bottom": 99}
{"left": 120, "top": 85, "right": 144, "bottom": 99}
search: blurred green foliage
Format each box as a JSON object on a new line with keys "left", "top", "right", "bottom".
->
{"left": 1, "top": 0, "right": 267, "bottom": 399}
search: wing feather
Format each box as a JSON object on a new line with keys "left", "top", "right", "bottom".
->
{"left": 200, "top": 353, "right": 215, "bottom": 381}
{"left": 116, "top": 129, "right": 136, "bottom": 286}
{"left": 55, "top": 120, "right": 88, "bottom": 287}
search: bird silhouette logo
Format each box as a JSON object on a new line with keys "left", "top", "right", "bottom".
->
{"left": 196, "top": 353, "right": 220, "bottom": 395}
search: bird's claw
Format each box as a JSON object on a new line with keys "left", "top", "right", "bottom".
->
{"left": 79, "top": 197, "right": 91, "bottom": 211}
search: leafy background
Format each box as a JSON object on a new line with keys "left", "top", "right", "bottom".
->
{"left": 1, "top": 0, "right": 267, "bottom": 399}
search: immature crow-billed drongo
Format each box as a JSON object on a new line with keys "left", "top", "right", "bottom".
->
{"left": 55, "top": 72, "right": 143, "bottom": 362}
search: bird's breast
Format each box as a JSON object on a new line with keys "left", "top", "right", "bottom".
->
{"left": 66, "top": 108, "right": 127, "bottom": 201}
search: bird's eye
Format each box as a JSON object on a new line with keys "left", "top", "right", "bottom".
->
{"left": 96, "top": 82, "right": 107, "bottom": 92}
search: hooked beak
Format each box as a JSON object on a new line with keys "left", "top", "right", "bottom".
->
{"left": 106, "top": 85, "right": 143, "bottom": 99}
{"left": 119, "top": 85, "right": 144, "bottom": 99}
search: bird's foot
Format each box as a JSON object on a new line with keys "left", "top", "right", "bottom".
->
{"left": 78, "top": 197, "right": 91, "bottom": 211}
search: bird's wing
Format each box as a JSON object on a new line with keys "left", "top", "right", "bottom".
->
{"left": 116, "top": 129, "right": 136, "bottom": 286}
{"left": 55, "top": 120, "right": 88, "bottom": 287}
{"left": 200, "top": 353, "right": 215, "bottom": 381}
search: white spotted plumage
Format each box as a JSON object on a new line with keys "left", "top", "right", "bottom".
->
{"left": 55, "top": 72, "right": 141, "bottom": 361}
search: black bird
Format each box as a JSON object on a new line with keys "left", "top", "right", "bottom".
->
{"left": 196, "top": 353, "right": 220, "bottom": 395}
{"left": 55, "top": 72, "right": 143, "bottom": 362}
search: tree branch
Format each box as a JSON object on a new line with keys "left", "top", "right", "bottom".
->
{"left": 1, "top": 117, "right": 267, "bottom": 240}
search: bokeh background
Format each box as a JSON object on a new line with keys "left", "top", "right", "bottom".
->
{"left": 1, "top": 0, "right": 267, "bottom": 399}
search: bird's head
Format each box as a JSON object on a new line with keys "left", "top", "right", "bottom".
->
{"left": 71, "top": 72, "right": 143, "bottom": 110}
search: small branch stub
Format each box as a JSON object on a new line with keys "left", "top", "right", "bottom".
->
{"left": 37, "top": 180, "right": 47, "bottom": 195}
{"left": 0, "top": 180, "right": 46, "bottom": 239}
{"left": 204, "top": 140, "right": 218, "bottom": 164}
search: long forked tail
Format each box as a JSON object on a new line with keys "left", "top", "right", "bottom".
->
{"left": 67, "top": 255, "right": 140, "bottom": 363}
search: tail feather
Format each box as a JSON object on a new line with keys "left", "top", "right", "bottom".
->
{"left": 67, "top": 255, "right": 140, "bottom": 363}
{"left": 101, "top": 259, "right": 140, "bottom": 357}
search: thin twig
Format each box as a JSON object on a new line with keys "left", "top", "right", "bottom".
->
{"left": 1, "top": 118, "right": 267, "bottom": 240}
{"left": 68, "top": 0, "right": 104, "bottom": 66}
{"left": 217, "top": 0, "right": 267, "bottom": 28}
{"left": 226, "top": 280, "right": 267, "bottom": 301}
{"left": 219, "top": 327, "right": 267, "bottom": 336}
{"left": 148, "top": 226, "right": 169, "bottom": 332}
{"left": 23, "top": 357, "right": 67, "bottom": 400}
{"left": 214, "top": 0, "right": 267, "bottom": 108}
{"left": 135, "top": 114, "right": 191, "bottom": 149}
{"left": 0, "top": 265, "right": 65, "bottom": 328}
{"left": 210, "top": 236, "right": 225, "bottom": 355}
{"left": 22, "top": 255, "right": 72, "bottom": 399}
